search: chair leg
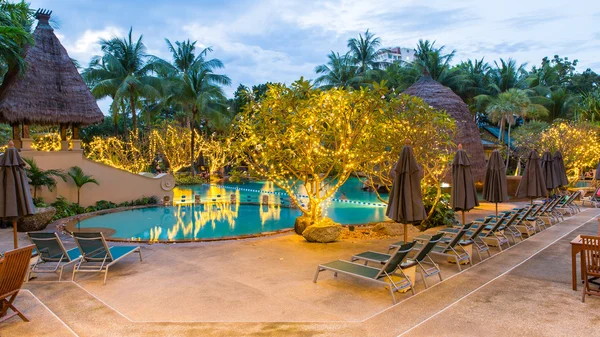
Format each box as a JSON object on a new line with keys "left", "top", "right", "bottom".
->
{"left": 389, "top": 285, "right": 397, "bottom": 304}
{"left": 138, "top": 249, "right": 143, "bottom": 262}
{"left": 59, "top": 266, "right": 64, "bottom": 281}
{"left": 313, "top": 266, "right": 322, "bottom": 283}
{"left": 420, "top": 270, "right": 428, "bottom": 289}
{"left": 582, "top": 279, "right": 587, "bottom": 303}
{"left": 103, "top": 267, "right": 109, "bottom": 285}
{"left": 455, "top": 255, "right": 462, "bottom": 272}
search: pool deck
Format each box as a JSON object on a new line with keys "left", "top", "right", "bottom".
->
{"left": 1, "top": 201, "right": 600, "bottom": 336}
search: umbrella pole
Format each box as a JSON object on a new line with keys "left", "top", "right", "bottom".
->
{"left": 403, "top": 223, "right": 408, "bottom": 243}
{"left": 495, "top": 203, "right": 498, "bottom": 220}
{"left": 12, "top": 219, "right": 18, "bottom": 249}
{"left": 462, "top": 211, "right": 465, "bottom": 225}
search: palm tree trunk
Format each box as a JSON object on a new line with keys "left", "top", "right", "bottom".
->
{"left": 130, "top": 94, "right": 137, "bottom": 135}
{"left": 33, "top": 187, "right": 37, "bottom": 199}
{"left": 122, "top": 101, "right": 129, "bottom": 140}
{"left": 190, "top": 109, "right": 197, "bottom": 176}
{"left": 505, "top": 121, "right": 511, "bottom": 172}
{"left": 77, "top": 188, "right": 80, "bottom": 206}
{"left": 114, "top": 117, "right": 119, "bottom": 136}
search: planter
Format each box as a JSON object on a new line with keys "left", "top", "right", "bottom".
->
{"left": 17, "top": 207, "right": 56, "bottom": 232}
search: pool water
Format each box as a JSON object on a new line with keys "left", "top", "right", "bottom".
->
{"left": 75, "top": 178, "right": 389, "bottom": 241}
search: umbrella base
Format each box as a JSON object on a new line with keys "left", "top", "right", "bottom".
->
{"left": 447, "top": 244, "right": 472, "bottom": 265}
{"left": 385, "top": 265, "right": 416, "bottom": 293}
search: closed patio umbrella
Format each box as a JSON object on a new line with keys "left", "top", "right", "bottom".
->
{"left": 0, "top": 141, "right": 35, "bottom": 248}
{"left": 553, "top": 151, "right": 568, "bottom": 187}
{"left": 595, "top": 161, "right": 600, "bottom": 181}
{"left": 541, "top": 151, "right": 560, "bottom": 195}
{"left": 386, "top": 143, "right": 427, "bottom": 243}
{"left": 515, "top": 149, "right": 546, "bottom": 204}
{"left": 482, "top": 150, "right": 507, "bottom": 219}
{"left": 451, "top": 144, "right": 479, "bottom": 225}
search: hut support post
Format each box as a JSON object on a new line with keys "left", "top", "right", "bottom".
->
{"left": 11, "top": 124, "right": 22, "bottom": 149}
{"left": 71, "top": 125, "right": 81, "bottom": 151}
{"left": 60, "top": 124, "right": 69, "bottom": 151}
{"left": 20, "top": 124, "right": 33, "bottom": 151}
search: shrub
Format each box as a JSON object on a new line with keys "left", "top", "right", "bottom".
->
{"left": 175, "top": 174, "right": 206, "bottom": 186}
{"left": 49, "top": 195, "right": 160, "bottom": 221}
{"left": 420, "top": 187, "right": 457, "bottom": 230}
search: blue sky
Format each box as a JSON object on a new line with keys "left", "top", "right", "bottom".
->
{"left": 28, "top": 0, "right": 600, "bottom": 113}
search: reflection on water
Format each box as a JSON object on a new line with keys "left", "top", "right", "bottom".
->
{"left": 80, "top": 178, "right": 386, "bottom": 241}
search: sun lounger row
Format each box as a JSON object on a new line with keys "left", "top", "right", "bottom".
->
{"left": 314, "top": 192, "right": 583, "bottom": 304}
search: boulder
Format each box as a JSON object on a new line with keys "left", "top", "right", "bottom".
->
{"left": 302, "top": 218, "right": 342, "bottom": 243}
{"left": 372, "top": 222, "right": 419, "bottom": 236}
{"left": 17, "top": 207, "right": 56, "bottom": 232}
{"left": 294, "top": 215, "right": 312, "bottom": 235}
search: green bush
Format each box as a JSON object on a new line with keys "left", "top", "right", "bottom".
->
{"left": 420, "top": 186, "right": 457, "bottom": 230}
{"left": 175, "top": 174, "right": 206, "bottom": 185}
{"left": 49, "top": 195, "right": 160, "bottom": 221}
{"left": 228, "top": 168, "right": 249, "bottom": 183}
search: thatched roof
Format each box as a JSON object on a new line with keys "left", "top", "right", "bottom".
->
{"left": 403, "top": 76, "right": 486, "bottom": 182}
{"left": 0, "top": 10, "right": 104, "bottom": 126}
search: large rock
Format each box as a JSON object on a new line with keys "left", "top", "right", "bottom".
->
{"left": 302, "top": 218, "right": 342, "bottom": 243}
{"left": 372, "top": 222, "right": 419, "bottom": 236}
{"left": 17, "top": 207, "right": 56, "bottom": 232}
{"left": 294, "top": 215, "right": 312, "bottom": 235}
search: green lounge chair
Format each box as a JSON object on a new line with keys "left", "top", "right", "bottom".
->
{"left": 440, "top": 218, "right": 496, "bottom": 261}
{"left": 27, "top": 232, "right": 82, "bottom": 281}
{"left": 352, "top": 233, "right": 445, "bottom": 289}
{"left": 72, "top": 232, "right": 142, "bottom": 284}
{"left": 313, "top": 242, "right": 415, "bottom": 304}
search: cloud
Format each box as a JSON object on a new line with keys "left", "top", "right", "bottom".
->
{"left": 503, "top": 13, "right": 564, "bottom": 29}
{"left": 58, "top": 26, "right": 125, "bottom": 65}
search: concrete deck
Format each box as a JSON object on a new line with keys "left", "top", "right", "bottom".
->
{"left": 1, "top": 202, "right": 600, "bottom": 336}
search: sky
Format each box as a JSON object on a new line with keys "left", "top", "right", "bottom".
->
{"left": 28, "top": 0, "right": 600, "bottom": 114}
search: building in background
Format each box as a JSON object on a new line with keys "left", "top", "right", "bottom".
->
{"left": 375, "top": 47, "right": 415, "bottom": 68}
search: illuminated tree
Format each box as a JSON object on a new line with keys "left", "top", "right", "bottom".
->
{"left": 200, "top": 134, "right": 237, "bottom": 177}
{"left": 85, "top": 132, "right": 152, "bottom": 174}
{"left": 533, "top": 122, "right": 600, "bottom": 183}
{"left": 357, "top": 92, "right": 455, "bottom": 221}
{"left": 150, "top": 123, "right": 201, "bottom": 173}
{"left": 232, "top": 79, "right": 385, "bottom": 223}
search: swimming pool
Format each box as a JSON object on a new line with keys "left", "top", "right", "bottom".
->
{"left": 74, "top": 178, "right": 388, "bottom": 241}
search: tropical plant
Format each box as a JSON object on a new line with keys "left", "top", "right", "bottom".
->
{"left": 314, "top": 51, "right": 360, "bottom": 89}
{"left": 0, "top": 0, "right": 33, "bottom": 82}
{"left": 575, "top": 90, "right": 600, "bottom": 122}
{"left": 83, "top": 28, "right": 159, "bottom": 135}
{"left": 410, "top": 39, "right": 465, "bottom": 90}
{"left": 68, "top": 166, "right": 99, "bottom": 205}
{"left": 23, "top": 158, "right": 67, "bottom": 199}
{"left": 347, "top": 29, "right": 382, "bottom": 74}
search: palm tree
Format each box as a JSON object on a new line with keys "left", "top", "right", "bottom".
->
{"left": 23, "top": 158, "right": 66, "bottom": 199}
{"left": 0, "top": 1, "right": 33, "bottom": 82}
{"left": 488, "top": 58, "right": 528, "bottom": 94}
{"left": 485, "top": 89, "right": 548, "bottom": 169}
{"left": 68, "top": 166, "right": 99, "bottom": 206}
{"left": 173, "top": 68, "right": 229, "bottom": 173}
{"left": 455, "top": 58, "right": 492, "bottom": 103}
{"left": 314, "top": 51, "right": 360, "bottom": 89}
{"left": 156, "top": 39, "right": 230, "bottom": 175}
{"left": 84, "top": 28, "right": 159, "bottom": 136}
{"left": 410, "top": 40, "right": 466, "bottom": 90}
{"left": 347, "top": 30, "right": 382, "bottom": 74}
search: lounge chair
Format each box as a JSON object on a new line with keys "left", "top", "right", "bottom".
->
{"left": 0, "top": 245, "right": 35, "bottom": 323}
{"left": 27, "top": 232, "right": 82, "bottom": 281}
{"left": 441, "top": 218, "right": 495, "bottom": 261}
{"left": 580, "top": 188, "right": 600, "bottom": 208}
{"left": 314, "top": 242, "right": 416, "bottom": 304}
{"left": 351, "top": 233, "right": 445, "bottom": 289}
{"left": 402, "top": 225, "right": 472, "bottom": 272}
{"left": 475, "top": 215, "right": 511, "bottom": 250}
{"left": 495, "top": 211, "right": 524, "bottom": 244}
{"left": 72, "top": 232, "right": 142, "bottom": 284}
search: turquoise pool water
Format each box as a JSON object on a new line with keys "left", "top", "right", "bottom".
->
{"left": 75, "top": 178, "right": 388, "bottom": 241}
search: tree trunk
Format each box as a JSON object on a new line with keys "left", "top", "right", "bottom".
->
{"left": 122, "top": 103, "right": 129, "bottom": 140}
{"left": 498, "top": 118, "right": 505, "bottom": 143}
{"left": 33, "top": 187, "right": 37, "bottom": 199}
{"left": 130, "top": 94, "right": 137, "bottom": 136}
{"left": 77, "top": 188, "right": 81, "bottom": 206}
{"left": 114, "top": 117, "right": 119, "bottom": 136}
{"left": 190, "top": 109, "right": 197, "bottom": 176}
{"left": 505, "top": 121, "right": 511, "bottom": 172}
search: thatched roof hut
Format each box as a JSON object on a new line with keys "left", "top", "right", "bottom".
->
{"left": 404, "top": 76, "right": 486, "bottom": 182}
{"left": 0, "top": 10, "right": 104, "bottom": 126}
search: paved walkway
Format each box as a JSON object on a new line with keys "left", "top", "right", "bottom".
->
{"left": 1, "top": 205, "right": 599, "bottom": 336}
